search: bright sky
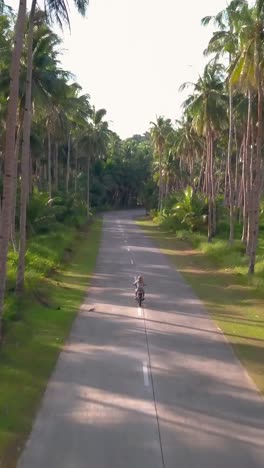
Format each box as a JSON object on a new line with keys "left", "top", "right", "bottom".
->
{"left": 57, "top": 0, "right": 228, "bottom": 138}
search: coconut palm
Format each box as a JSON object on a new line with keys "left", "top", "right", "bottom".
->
{"left": 202, "top": 0, "right": 247, "bottom": 243}
{"left": 181, "top": 62, "right": 227, "bottom": 241}
{"left": 150, "top": 116, "right": 173, "bottom": 211}
{"left": 230, "top": 0, "right": 264, "bottom": 273}
{"left": 16, "top": 0, "right": 90, "bottom": 293}
{"left": 0, "top": 0, "right": 90, "bottom": 327}
{"left": 0, "top": 0, "right": 27, "bottom": 328}
{"left": 79, "top": 107, "right": 109, "bottom": 215}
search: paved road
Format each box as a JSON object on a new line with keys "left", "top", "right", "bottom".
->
{"left": 18, "top": 211, "right": 264, "bottom": 468}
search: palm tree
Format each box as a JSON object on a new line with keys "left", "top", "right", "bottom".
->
{"left": 15, "top": 1, "right": 37, "bottom": 294}
{"left": 202, "top": 0, "right": 247, "bottom": 243}
{"left": 79, "top": 107, "right": 109, "bottom": 215}
{"left": 0, "top": 0, "right": 27, "bottom": 329}
{"left": 181, "top": 62, "right": 227, "bottom": 241}
{"left": 175, "top": 117, "right": 203, "bottom": 190}
{"left": 16, "top": 3, "right": 89, "bottom": 297}
{"left": 150, "top": 116, "right": 173, "bottom": 211}
{"left": 230, "top": 0, "right": 264, "bottom": 273}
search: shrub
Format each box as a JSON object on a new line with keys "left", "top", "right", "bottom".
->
{"left": 154, "top": 187, "right": 207, "bottom": 233}
{"left": 27, "top": 191, "right": 87, "bottom": 234}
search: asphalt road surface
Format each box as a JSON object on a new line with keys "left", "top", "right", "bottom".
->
{"left": 18, "top": 211, "right": 264, "bottom": 468}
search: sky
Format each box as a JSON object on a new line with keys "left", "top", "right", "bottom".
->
{"left": 8, "top": 0, "right": 230, "bottom": 138}
{"left": 56, "top": 0, "right": 229, "bottom": 138}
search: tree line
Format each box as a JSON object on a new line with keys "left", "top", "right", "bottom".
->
{"left": 0, "top": 3, "right": 153, "bottom": 339}
{"left": 149, "top": 0, "right": 264, "bottom": 276}
{"left": 1, "top": 0, "right": 263, "bottom": 340}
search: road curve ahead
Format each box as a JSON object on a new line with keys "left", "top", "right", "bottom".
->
{"left": 18, "top": 211, "right": 264, "bottom": 468}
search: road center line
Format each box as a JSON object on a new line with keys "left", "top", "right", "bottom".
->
{"left": 142, "top": 361, "right": 149, "bottom": 386}
{"left": 130, "top": 259, "right": 134, "bottom": 264}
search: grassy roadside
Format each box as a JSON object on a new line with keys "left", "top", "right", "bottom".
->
{"left": 138, "top": 218, "right": 264, "bottom": 396}
{"left": 0, "top": 218, "right": 102, "bottom": 468}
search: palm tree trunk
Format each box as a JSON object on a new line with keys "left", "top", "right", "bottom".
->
{"left": 29, "top": 151, "right": 33, "bottom": 195}
{"left": 224, "top": 161, "right": 229, "bottom": 207}
{"left": 66, "top": 133, "right": 70, "bottom": 194}
{"left": 74, "top": 142, "right": 78, "bottom": 193}
{"left": 54, "top": 142, "right": 58, "bottom": 192}
{"left": 10, "top": 123, "right": 23, "bottom": 252}
{"left": 158, "top": 152, "right": 162, "bottom": 211}
{"left": 242, "top": 92, "right": 252, "bottom": 245}
{"left": 0, "top": 0, "right": 27, "bottom": 329}
{"left": 246, "top": 115, "right": 255, "bottom": 254}
{"left": 44, "top": 162, "right": 47, "bottom": 189}
{"left": 207, "top": 132, "right": 213, "bottom": 242}
{"left": 227, "top": 84, "right": 234, "bottom": 243}
{"left": 48, "top": 131, "right": 52, "bottom": 198}
{"left": 198, "top": 144, "right": 206, "bottom": 192}
{"left": 210, "top": 134, "right": 216, "bottom": 236}
{"left": 248, "top": 71, "right": 263, "bottom": 274}
{"left": 234, "top": 126, "right": 240, "bottom": 209}
{"left": 16, "top": 0, "right": 37, "bottom": 294}
{"left": 87, "top": 155, "right": 90, "bottom": 217}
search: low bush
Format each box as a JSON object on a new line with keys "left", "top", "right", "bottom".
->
{"left": 27, "top": 190, "right": 88, "bottom": 234}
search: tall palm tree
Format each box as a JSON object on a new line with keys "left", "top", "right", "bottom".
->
{"left": 79, "top": 107, "right": 109, "bottom": 215}
{"left": 202, "top": 0, "right": 247, "bottom": 243}
{"left": 175, "top": 117, "right": 203, "bottom": 190}
{"left": 15, "top": 0, "right": 89, "bottom": 295}
{"left": 150, "top": 116, "right": 172, "bottom": 211}
{"left": 181, "top": 62, "right": 227, "bottom": 241}
{"left": 0, "top": 0, "right": 90, "bottom": 325}
{"left": 0, "top": 0, "right": 27, "bottom": 330}
{"left": 230, "top": 0, "right": 264, "bottom": 273}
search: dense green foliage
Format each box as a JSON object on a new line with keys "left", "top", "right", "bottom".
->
{"left": 0, "top": 0, "right": 264, "bottom": 461}
{"left": 0, "top": 7, "right": 153, "bottom": 326}
{"left": 146, "top": 0, "right": 264, "bottom": 277}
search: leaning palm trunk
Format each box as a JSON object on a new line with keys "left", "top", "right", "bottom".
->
{"left": 248, "top": 72, "right": 263, "bottom": 274}
{"left": 16, "top": 0, "right": 37, "bottom": 294}
{"left": 227, "top": 84, "right": 234, "bottom": 243}
{"left": 0, "top": 0, "right": 27, "bottom": 330}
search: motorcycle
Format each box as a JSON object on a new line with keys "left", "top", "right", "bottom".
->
{"left": 135, "top": 288, "right": 144, "bottom": 307}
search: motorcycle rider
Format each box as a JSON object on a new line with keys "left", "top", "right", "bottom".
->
{"left": 133, "top": 275, "right": 145, "bottom": 300}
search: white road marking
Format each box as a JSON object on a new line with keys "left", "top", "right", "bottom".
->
{"left": 137, "top": 307, "right": 142, "bottom": 316}
{"left": 127, "top": 247, "right": 130, "bottom": 251}
{"left": 131, "top": 259, "right": 134, "bottom": 265}
{"left": 143, "top": 362, "right": 149, "bottom": 386}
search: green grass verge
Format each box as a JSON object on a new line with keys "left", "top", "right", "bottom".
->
{"left": 0, "top": 218, "right": 102, "bottom": 468}
{"left": 138, "top": 218, "right": 264, "bottom": 397}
